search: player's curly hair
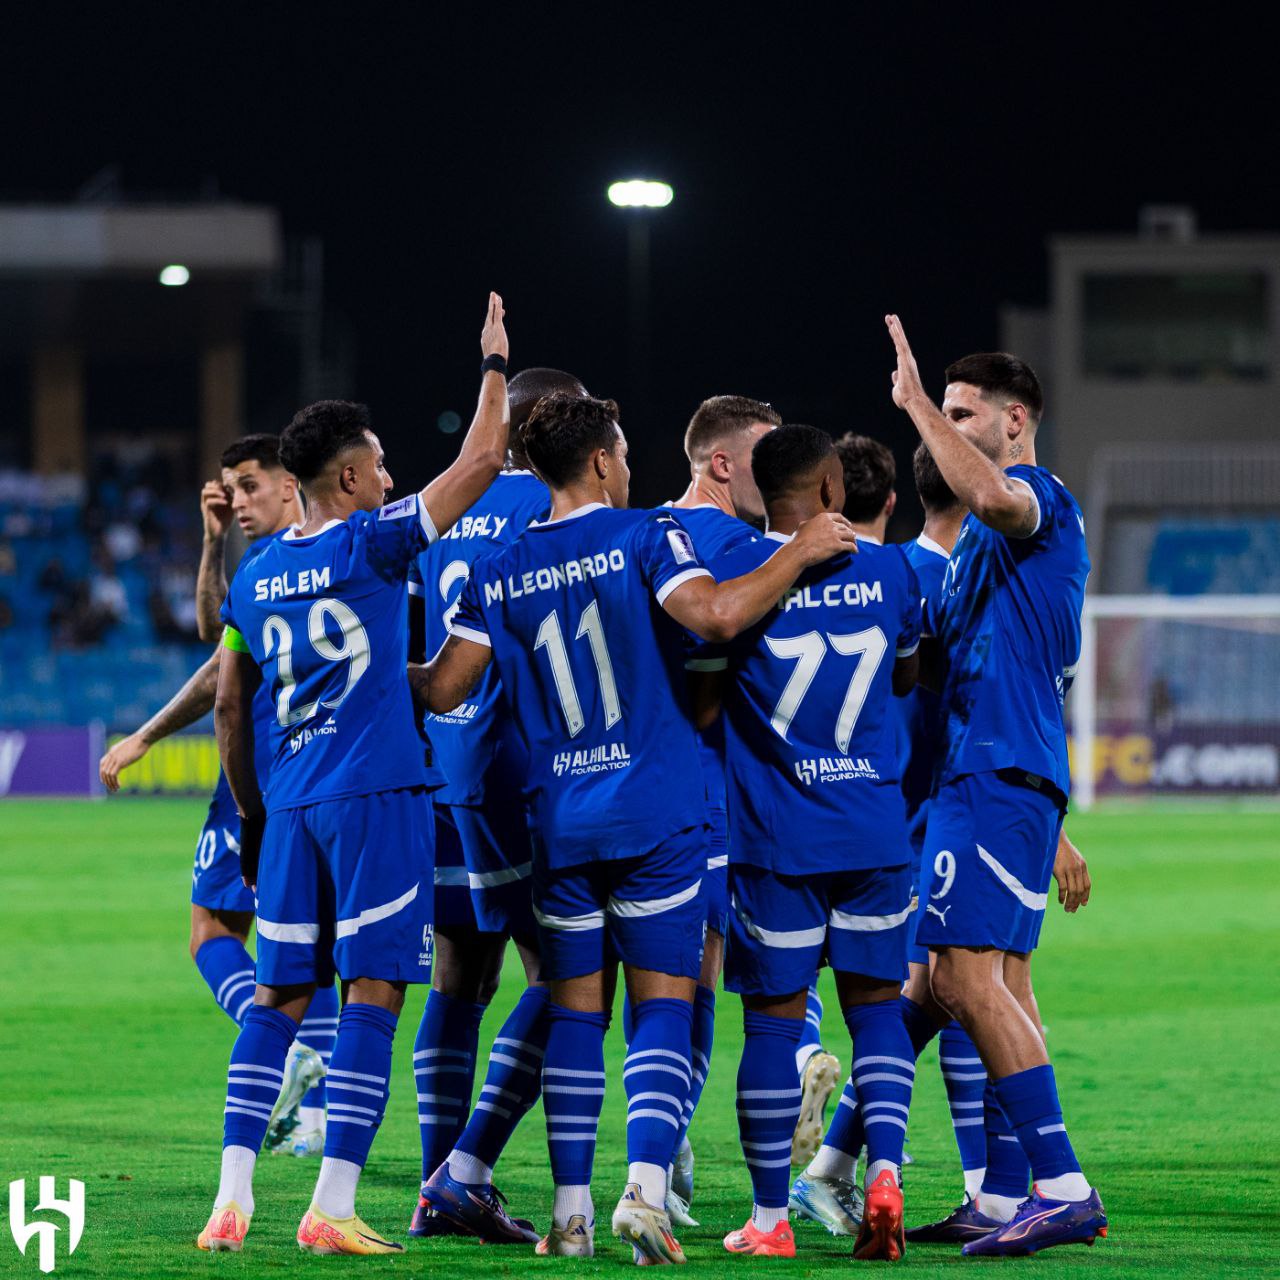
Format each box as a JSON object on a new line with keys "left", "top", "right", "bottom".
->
{"left": 913, "top": 440, "right": 959, "bottom": 514}
{"left": 518, "top": 393, "right": 621, "bottom": 488}
{"left": 834, "top": 432, "right": 896, "bottom": 523}
{"left": 279, "top": 400, "right": 373, "bottom": 483}
{"left": 750, "top": 424, "right": 834, "bottom": 505}
{"left": 945, "top": 352, "right": 1044, "bottom": 423}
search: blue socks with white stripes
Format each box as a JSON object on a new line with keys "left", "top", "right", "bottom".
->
{"left": 414, "top": 989, "right": 485, "bottom": 1180}
{"left": 296, "top": 982, "right": 339, "bottom": 1125}
{"left": 625, "top": 997, "right": 694, "bottom": 1207}
{"left": 216, "top": 1004, "right": 298, "bottom": 1215}
{"left": 736, "top": 1010, "right": 804, "bottom": 1228}
{"left": 673, "top": 985, "right": 716, "bottom": 1154}
{"left": 992, "top": 1064, "right": 1090, "bottom": 1202}
{"left": 195, "top": 936, "right": 256, "bottom": 1026}
{"left": 314, "top": 1003, "right": 398, "bottom": 1219}
{"left": 543, "top": 1004, "right": 609, "bottom": 1228}
{"left": 795, "top": 984, "right": 825, "bottom": 1073}
{"left": 939, "top": 1022, "right": 988, "bottom": 1194}
{"left": 449, "top": 985, "right": 551, "bottom": 1182}
{"left": 979, "top": 1081, "right": 1031, "bottom": 1218}
{"left": 844, "top": 998, "right": 915, "bottom": 1186}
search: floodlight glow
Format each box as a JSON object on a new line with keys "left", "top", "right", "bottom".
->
{"left": 607, "top": 180, "right": 674, "bottom": 208}
{"left": 159, "top": 264, "right": 190, "bottom": 286}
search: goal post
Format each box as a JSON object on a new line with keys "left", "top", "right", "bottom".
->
{"left": 1070, "top": 595, "right": 1280, "bottom": 808}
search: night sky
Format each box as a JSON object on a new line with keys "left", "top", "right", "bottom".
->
{"left": 7, "top": 5, "right": 1277, "bottom": 517}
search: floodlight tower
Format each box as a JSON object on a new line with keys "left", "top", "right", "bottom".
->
{"left": 607, "top": 179, "right": 673, "bottom": 421}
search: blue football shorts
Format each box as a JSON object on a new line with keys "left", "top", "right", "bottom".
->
{"left": 915, "top": 769, "right": 1066, "bottom": 954}
{"left": 704, "top": 804, "right": 729, "bottom": 938}
{"left": 191, "top": 787, "right": 256, "bottom": 914}
{"left": 725, "top": 861, "right": 912, "bottom": 996}
{"left": 255, "top": 786, "right": 435, "bottom": 986}
{"left": 452, "top": 796, "right": 536, "bottom": 940}
{"left": 432, "top": 802, "right": 477, "bottom": 932}
{"left": 532, "top": 825, "right": 706, "bottom": 982}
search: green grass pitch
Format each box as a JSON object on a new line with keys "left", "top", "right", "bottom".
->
{"left": 1, "top": 799, "right": 1277, "bottom": 1277}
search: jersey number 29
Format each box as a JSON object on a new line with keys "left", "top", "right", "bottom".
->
{"left": 263, "top": 598, "right": 371, "bottom": 728}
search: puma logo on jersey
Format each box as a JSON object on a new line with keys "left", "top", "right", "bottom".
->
{"left": 926, "top": 903, "right": 952, "bottom": 926}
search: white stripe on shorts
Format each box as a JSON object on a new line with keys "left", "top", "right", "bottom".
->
{"left": 256, "top": 917, "right": 320, "bottom": 944}
{"left": 829, "top": 904, "right": 912, "bottom": 932}
{"left": 977, "top": 844, "right": 1048, "bottom": 911}
{"left": 607, "top": 879, "right": 701, "bottom": 918}
{"left": 335, "top": 883, "right": 419, "bottom": 939}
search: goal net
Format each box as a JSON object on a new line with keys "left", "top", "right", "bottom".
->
{"left": 1069, "top": 595, "right": 1280, "bottom": 807}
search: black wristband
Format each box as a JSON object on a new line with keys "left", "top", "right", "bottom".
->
{"left": 481, "top": 354, "right": 508, "bottom": 376}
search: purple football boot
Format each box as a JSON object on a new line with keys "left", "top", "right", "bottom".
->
{"left": 419, "top": 1162, "right": 539, "bottom": 1244}
{"left": 408, "top": 1194, "right": 471, "bottom": 1239}
{"left": 905, "top": 1194, "right": 1003, "bottom": 1244}
{"left": 961, "top": 1187, "right": 1107, "bottom": 1257}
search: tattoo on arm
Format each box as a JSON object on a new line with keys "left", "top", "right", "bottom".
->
{"left": 139, "top": 653, "right": 220, "bottom": 744}
{"left": 195, "top": 538, "right": 228, "bottom": 643}
{"left": 1008, "top": 483, "right": 1040, "bottom": 537}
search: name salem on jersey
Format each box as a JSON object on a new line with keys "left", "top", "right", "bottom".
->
{"left": 254, "top": 566, "right": 332, "bottom": 602}
{"left": 484, "top": 548, "right": 627, "bottom": 605}
{"left": 552, "top": 741, "right": 632, "bottom": 777}
{"left": 794, "top": 755, "right": 881, "bottom": 784}
{"left": 781, "top": 580, "right": 883, "bottom": 612}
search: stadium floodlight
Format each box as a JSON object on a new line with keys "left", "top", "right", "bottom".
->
{"left": 158, "top": 265, "right": 190, "bottom": 287}
{"left": 607, "top": 179, "right": 674, "bottom": 209}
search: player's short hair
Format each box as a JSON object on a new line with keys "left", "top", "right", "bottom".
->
{"left": 279, "top": 400, "right": 374, "bottom": 484}
{"left": 913, "top": 440, "right": 960, "bottom": 514}
{"left": 220, "top": 433, "right": 282, "bottom": 472}
{"left": 944, "top": 351, "right": 1044, "bottom": 423}
{"left": 519, "top": 393, "right": 621, "bottom": 488}
{"left": 684, "top": 395, "right": 782, "bottom": 464}
{"left": 750, "top": 424, "right": 834, "bottom": 505}
{"left": 834, "top": 432, "right": 895, "bottom": 523}
{"left": 508, "top": 368, "right": 590, "bottom": 470}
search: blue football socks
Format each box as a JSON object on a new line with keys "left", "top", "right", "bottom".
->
{"left": 195, "top": 936, "right": 256, "bottom": 1027}
{"left": 413, "top": 988, "right": 485, "bottom": 1181}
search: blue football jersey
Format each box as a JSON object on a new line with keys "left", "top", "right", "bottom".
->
{"left": 932, "top": 465, "right": 1089, "bottom": 799}
{"left": 704, "top": 533, "right": 921, "bottom": 875}
{"left": 220, "top": 493, "right": 437, "bottom": 812}
{"left": 448, "top": 503, "right": 710, "bottom": 868}
{"left": 896, "top": 534, "right": 950, "bottom": 845}
{"left": 411, "top": 470, "right": 549, "bottom": 804}
{"left": 668, "top": 505, "right": 761, "bottom": 815}
{"left": 667, "top": 504, "right": 760, "bottom": 562}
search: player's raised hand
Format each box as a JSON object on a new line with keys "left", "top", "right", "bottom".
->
{"left": 885, "top": 314, "right": 926, "bottom": 412}
{"left": 791, "top": 512, "right": 860, "bottom": 566}
{"left": 1053, "top": 828, "right": 1091, "bottom": 912}
{"left": 200, "top": 479, "right": 233, "bottom": 541}
{"left": 98, "top": 732, "right": 150, "bottom": 793}
{"left": 480, "top": 291, "right": 508, "bottom": 361}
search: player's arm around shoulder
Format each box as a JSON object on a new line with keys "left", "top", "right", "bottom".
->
{"left": 662, "top": 513, "right": 859, "bottom": 643}
{"left": 421, "top": 292, "right": 511, "bottom": 540}
{"left": 413, "top": 570, "right": 493, "bottom": 715}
